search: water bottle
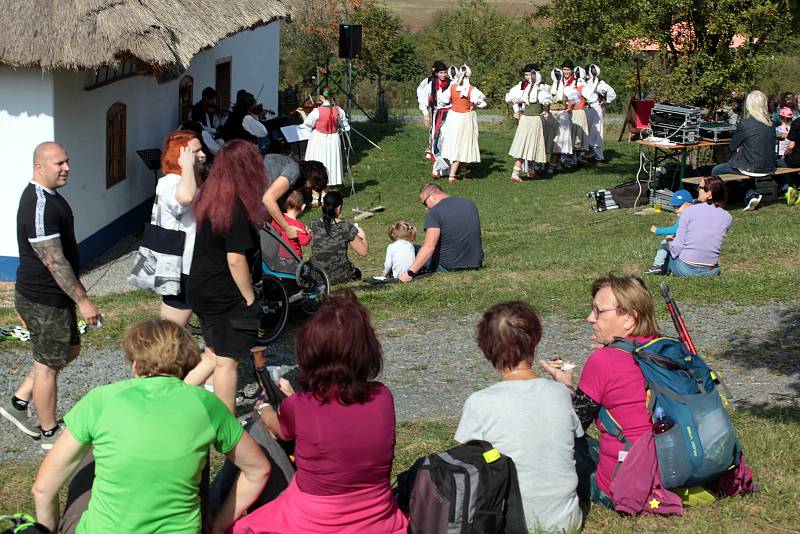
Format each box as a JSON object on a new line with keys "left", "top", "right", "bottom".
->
{"left": 652, "top": 406, "right": 674, "bottom": 435}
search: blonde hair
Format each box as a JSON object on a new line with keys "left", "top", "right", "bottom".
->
{"left": 388, "top": 220, "right": 416, "bottom": 241}
{"left": 121, "top": 319, "right": 201, "bottom": 378}
{"left": 744, "top": 90, "right": 771, "bottom": 127}
{"left": 591, "top": 273, "right": 660, "bottom": 338}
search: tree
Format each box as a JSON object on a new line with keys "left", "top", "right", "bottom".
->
{"left": 280, "top": 0, "right": 420, "bottom": 116}
{"left": 414, "top": 0, "right": 542, "bottom": 108}
{"left": 536, "top": 0, "right": 792, "bottom": 107}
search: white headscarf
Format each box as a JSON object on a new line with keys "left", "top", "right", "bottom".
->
{"left": 585, "top": 64, "right": 601, "bottom": 91}
{"left": 550, "top": 68, "right": 564, "bottom": 102}
{"left": 448, "top": 65, "right": 458, "bottom": 81}
{"left": 456, "top": 64, "right": 472, "bottom": 97}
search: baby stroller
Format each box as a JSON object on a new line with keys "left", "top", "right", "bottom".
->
{"left": 255, "top": 223, "right": 330, "bottom": 344}
{"left": 187, "top": 224, "right": 329, "bottom": 345}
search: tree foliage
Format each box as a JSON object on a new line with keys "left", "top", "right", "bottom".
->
{"left": 280, "top": 0, "right": 420, "bottom": 91}
{"left": 414, "top": 0, "right": 541, "bottom": 106}
{"left": 536, "top": 0, "right": 792, "bottom": 107}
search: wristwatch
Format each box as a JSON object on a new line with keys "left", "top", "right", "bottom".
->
{"left": 407, "top": 270, "right": 416, "bottom": 279}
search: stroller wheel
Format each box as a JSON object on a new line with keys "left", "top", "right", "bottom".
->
{"left": 295, "top": 261, "right": 330, "bottom": 315}
{"left": 256, "top": 276, "right": 289, "bottom": 344}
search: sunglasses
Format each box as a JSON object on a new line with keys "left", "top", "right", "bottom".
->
{"left": 421, "top": 194, "right": 432, "bottom": 208}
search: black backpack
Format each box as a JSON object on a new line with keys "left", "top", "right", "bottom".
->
{"left": 395, "top": 440, "right": 527, "bottom": 534}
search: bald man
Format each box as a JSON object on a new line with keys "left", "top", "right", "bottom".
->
{"left": 0, "top": 142, "right": 101, "bottom": 450}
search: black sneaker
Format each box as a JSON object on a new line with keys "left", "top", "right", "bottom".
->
{"left": 644, "top": 266, "right": 665, "bottom": 275}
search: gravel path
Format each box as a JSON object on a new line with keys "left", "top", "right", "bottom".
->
{"left": 2, "top": 300, "right": 798, "bottom": 463}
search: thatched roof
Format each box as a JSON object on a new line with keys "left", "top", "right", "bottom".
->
{"left": 0, "top": 1, "right": 289, "bottom": 72}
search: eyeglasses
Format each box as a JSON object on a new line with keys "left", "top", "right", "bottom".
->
{"left": 589, "top": 304, "right": 621, "bottom": 318}
{"left": 421, "top": 194, "right": 432, "bottom": 208}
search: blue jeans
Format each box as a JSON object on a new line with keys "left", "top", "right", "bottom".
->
{"left": 652, "top": 239, "right": 670, "bottom": 270}
{"left": 413, "top": 245, "right": 448, "bottom": 273}
{"left": 710, "top": 162, "right": 742, "bottom": 176}
{"left": 667, "top": 256, "right": 721, "bottom": 277}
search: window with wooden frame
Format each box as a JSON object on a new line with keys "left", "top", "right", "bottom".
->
{"left": 179, "top": 75, "right": 193, "bottom": 123}
{"left": 106, "top": 102, "right": 126, "bottom": 188}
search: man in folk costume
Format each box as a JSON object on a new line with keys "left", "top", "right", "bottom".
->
{"left": 583, "top": 64, "right": 616, "bottom": 162}
{"left": 568, "top": 65, "right": 590, "bottom": 164}
{"left": 549, "top": 66, "right": 574, "bottom": 170}
{"left": 297, "top": 87, "right": 350, "bottom": 203}
{"left": 440, "top": 64, "right": 488, "bottom": 184}
{"left": 417, "top": 60, "right": 454, "bottom": 178}
{"left": 506, "top": 64, "right": 551, "bottom": 181}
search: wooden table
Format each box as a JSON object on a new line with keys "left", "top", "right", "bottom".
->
{"left": 636, "top": 139, "right": 731, "bottom": 182}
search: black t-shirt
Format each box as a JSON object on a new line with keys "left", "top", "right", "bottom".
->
{"left": 16, "top": 182, "right": 80, "bottom": 307}
{"left": 784, "top": 118, "right": 800, "bottom": 167}
{"left": 424, "top": 196, "right": 484, "bottom": 270}
{"left": 188, "top": 203, "right": 261, "bottom": 315}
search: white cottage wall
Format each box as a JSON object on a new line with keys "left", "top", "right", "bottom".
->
{"left": 0, "top": 67, "right": 55, "bottom": 277}
{"left": 0, "top": 22, "right": 280, "bottom": 281}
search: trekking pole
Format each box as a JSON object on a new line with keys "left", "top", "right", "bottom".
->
{"left": 660, "top": 282, "right": 698, "bottom": 355}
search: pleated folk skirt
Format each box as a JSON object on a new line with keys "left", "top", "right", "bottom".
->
{"left": 508, "top": 114, "right": 547, "bottom": 164}
{"left": 586, "top": 105, "right": 604, "bottom": 148}
{"left": 551, "top": 110, "right": 573, "bottom": 155}
{"left": 305, "top": 131, "right": 343, "bottom": 186}
{"left": 572, "top": 108, "right": 588, "bottom": 151}
{"left": 441, "top": 110, "right": 481, "bottom": 163}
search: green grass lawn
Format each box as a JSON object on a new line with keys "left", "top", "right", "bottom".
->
{"left": 1, "top": 121, "right": 798, "bottom": 531}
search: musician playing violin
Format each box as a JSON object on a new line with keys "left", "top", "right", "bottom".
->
{"left": 218, "top": 91, "right": 268, "bottom": 143}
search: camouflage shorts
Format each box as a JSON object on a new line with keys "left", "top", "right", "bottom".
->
{"left": 15, "top": 291, "right": 80, "bottom": 369}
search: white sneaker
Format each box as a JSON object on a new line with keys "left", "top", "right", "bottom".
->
{"left": 743, "top": 195, "right": 762, "bottom": 211}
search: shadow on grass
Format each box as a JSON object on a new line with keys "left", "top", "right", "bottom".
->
{"left": 347, "top": 121, "right": 405, "bottom": 168}
{"left": 716, "top": 302, "right": 800, "bottom": 411}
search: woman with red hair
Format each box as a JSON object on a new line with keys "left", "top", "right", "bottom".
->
{"left": 232, "top": 291, "right": 408, "bottom": 534}
{"left": 155, "top": 130, "right": 206, "bottom": 325}
{"left": 188, "top": 140, "right": 266, "bottom": 413}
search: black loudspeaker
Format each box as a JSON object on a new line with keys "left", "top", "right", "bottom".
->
{"left": 338, "top": 24, "right": 362, "bottom": 59}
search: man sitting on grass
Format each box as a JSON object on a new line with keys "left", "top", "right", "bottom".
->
{"left": 399, "top": 183, "right": 483, "bottom": 282}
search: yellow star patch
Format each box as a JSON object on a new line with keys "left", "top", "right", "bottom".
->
{"left": 648, "top": 498, "right": 661, "bottom": 509}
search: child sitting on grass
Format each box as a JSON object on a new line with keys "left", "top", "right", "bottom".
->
{"left": 644, "top": 189, "right": 694, "bottom": 275}
{"left": 271, "top": 190, "right": 311, "bottom": 258}
{"left": 383, "top": 220, "right": 417, "bottom": 279}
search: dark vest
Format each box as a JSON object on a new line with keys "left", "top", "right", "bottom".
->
{"left": 219, "top": 110, "right": 256, "bottom": 143}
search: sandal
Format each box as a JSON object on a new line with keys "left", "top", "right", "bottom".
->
{"left": 510, "top": 176, "right": 524, "bottom": 183}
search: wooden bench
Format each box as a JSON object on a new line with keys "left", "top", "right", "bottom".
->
{"left": 681, "top": 167, "right": 800, "bottom": 186}
{"left": 681, "top": 167, "right": 800, "bottom": 202}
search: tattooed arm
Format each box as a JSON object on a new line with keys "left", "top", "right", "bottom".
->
{"left": 31, "top": 238, "right": 101, "bottom": 324}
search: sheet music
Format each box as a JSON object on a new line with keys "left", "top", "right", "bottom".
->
{"left": 280, "top": 125, "right": 311, "bottom": 143}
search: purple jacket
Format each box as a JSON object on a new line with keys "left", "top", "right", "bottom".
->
{"left": 669, "top": 202, "right": 732, "bottom": 266}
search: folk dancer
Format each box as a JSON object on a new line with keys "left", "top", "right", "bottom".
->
{"left": 507, "top": 64, "right": 551, "bottom": 181}
{"left": 440, "top": 65, "right": 488, "bottom": 184}
{"left": 417, "top": 60, "right": 454, "bottom": 178}
{"left": 549, "top": 66, "right": 573, "bottom": 170}
{"left": 568, "top": 65, "right": 589, "bottom": 164}
{"left": 583, "top": 64, "right": 616, "bottom": 161}
{"left": 297, "top": 87, "right": 350, "bottom": 200}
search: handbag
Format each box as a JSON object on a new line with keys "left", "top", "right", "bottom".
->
{"left": 128, "top": 194, "right": 186, "bottom": 295}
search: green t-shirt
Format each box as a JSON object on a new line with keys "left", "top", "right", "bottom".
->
{"left": 64, "top": 376, "right": 243, "bottom": 534}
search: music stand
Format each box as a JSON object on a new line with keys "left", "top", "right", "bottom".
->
{"left": 136, "top": 148, "right": 162, "bottom": 185}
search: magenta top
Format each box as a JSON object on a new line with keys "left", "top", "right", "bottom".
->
{"left": 279, "top": 383, "right": 396, "bottom": 496}
{"left": 577, "top": 337, "right": 654, "bottom": 496}
{"left": 669, "top": 202, "right": 732, "bottom": 266}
